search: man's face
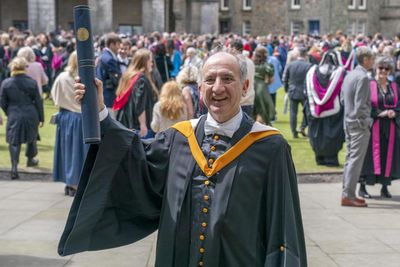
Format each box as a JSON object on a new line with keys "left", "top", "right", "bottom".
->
{"left": 38, "top": 34, "right": 47, "bottom": 45}
{"left": 201, "top": 53, "right": 248, "bottom": 123}
{"left": 119, "top": 43, "right": 129, "bottom": 58}
{"left": 110, "top": 41, "right": 121, "bottom": 54}
{"left": 363, "top": 56, "right": 375, "bottom": 71}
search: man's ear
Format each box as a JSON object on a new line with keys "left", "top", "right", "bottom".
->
{"left": 242, "top": 79, "right": 249, "bottom": 96}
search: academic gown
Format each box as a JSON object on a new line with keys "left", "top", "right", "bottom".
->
{"left": 306, "top": 67, "right": 345, "bottom": 166}
{"left": 306, "top": 108, "right": 345, "bottom": 165}
{"left": 361, "top": 83, "right": 400, "bottom": 185}
{"left": 58, "top": 114, "right": 307, "bottom": 267}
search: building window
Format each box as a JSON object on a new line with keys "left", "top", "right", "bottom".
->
{"left": 13, "top": 20, "right": 28, "bottom": 31}
{"left": 291, "top": 0, "right": 301, "bottom": 9}
{"left": 308, "top": 20, "right": 320, "bottom": 36}
{"left": 359, "top": 0, "right": 367, "bottom": 9}
{"left": 242, "top": 21, "right": 251, "bottom": 35}
{"left": 347, "top": 21, "right": 356, "bottom": 35}
{"left": 220, "top": 20, "right": 230, "bottom": 33}
{"left": 243, "top": 0, "right": 252, "bottom": 10}
{"left": 357, "top": 20, "right": 366, "bottom": 34}
{"left": 348, "top": 0, "right": 356, "bottom": 9}
{"left": 291, "top": 21, "right": 302, "bottom": 35}
{"left": 221, "top": 0, "right": 229, "bottom": 10}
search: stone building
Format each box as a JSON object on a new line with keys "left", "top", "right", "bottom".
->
{"left": 0, "top": 0, "right": 219, "bottom": 35}
{"left": 1, "top": 0, "right": 400, "bottom": 37}
{"left": 0, "top": 0, "right": 143, "bottom": 35}
{"left": 219, "top": 0, "right": 400, "bottom": 37}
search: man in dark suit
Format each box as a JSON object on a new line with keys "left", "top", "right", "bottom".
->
{"left": 96, "top": 33, "right": 122, "bottom": 118}
{"left": 282, "top": 47, "right": 311, "bottom": 138}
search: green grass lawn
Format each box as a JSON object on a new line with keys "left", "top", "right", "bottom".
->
{"left": 0, "top": 99, "right": 58, "bottom": 172}
{"left": 0, "top": 90, "right": 345, "bottom": 173}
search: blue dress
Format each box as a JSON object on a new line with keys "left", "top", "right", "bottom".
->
{"left": 53, "top": 108, "right": 88, "bottom": 186}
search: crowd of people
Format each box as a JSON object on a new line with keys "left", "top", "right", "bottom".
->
{"left": 0, "top": 27, "right": 400, "bottom": 203}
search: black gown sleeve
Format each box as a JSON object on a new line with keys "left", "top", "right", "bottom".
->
{"left": 264, "top": 140, "right": 307, "bottom": 267}
{"left": 58, "top": 115, "right": 172, "bottom": 256}
{"left": 133, "top": 77, "right": 150, "bottom": 118}
{"left": 0, "top": 82, "right": 8, "bottom": 115}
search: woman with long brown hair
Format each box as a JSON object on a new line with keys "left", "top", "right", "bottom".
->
{"left": 113, "top": 48, "right": 157, "bottom": 137}
{"left": 151, "top": 81, "right": 187, "bottom": 133}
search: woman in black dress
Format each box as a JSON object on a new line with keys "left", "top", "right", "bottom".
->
{"left": 112, "top": 48, "right": 157, "bottom": 138}
{"left": 0, "top": 57, "right": 44, "bottom": 179}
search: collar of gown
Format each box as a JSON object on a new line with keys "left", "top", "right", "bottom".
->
{"left": 204, "top": 109, "right": 243, "bottom": 138}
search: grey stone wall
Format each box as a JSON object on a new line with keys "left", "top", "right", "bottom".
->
{"left": 142, "top": 0, "right": 165, "bottom": 33}
{"left": 0, "top": 0, "right": 28, "bottom": 31}
{"left": 199, "top": 2, "right": 218, "bottom": 34}
{"left": 28, "top": 0, "right": 56, "bottom": 33}
{"left": 88, "top": 0, "right": 113, "bottom": 35}
{"left": 172, "top": 0, "right": 186, "bottom": 33}
{"left": 379, "top": 4, "right": 400, "bottom": 37}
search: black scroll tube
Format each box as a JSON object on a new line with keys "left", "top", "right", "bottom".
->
{"left": 74, "top": 5, "right": 100, "bottom": 144}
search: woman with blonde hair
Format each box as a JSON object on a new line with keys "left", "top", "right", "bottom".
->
{"left": 113, "top": 48, "right": 157, "bottom": 137}
{"left": 176, "top": 65, "right": 202, "bottom": 118}
{"left": 51, "top": 51, "right": 87, "bottom": 196}
{"left": 0, "top": 57, "right": 44, "bottom": 179}
{"left": 17, "top": 46, "right": 48, "bottom": 95}
{"left": 151, "top": 81, "right": 187, "bottom": 133}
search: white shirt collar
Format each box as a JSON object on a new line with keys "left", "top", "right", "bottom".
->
{"left": 204, "top": 109, "right": 243, "bottom": 138}
{"left": 105, "top": 48, "right": 118, "bottom": 61}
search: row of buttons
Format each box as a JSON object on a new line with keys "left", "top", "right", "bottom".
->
{"left": 198, "top": 135, "right": 219, "bottom": 266}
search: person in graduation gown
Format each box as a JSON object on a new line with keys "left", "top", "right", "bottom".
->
{"left": 305, "top": 50, "right": 346, "bottom": 166}
{"left": 112, "top": 48, "right": 157, "bottom": 138}
{"left": 58, "top": 52, "right": 307, "bottom": 267}
{"left": 359, "top": 56, "right": 400, "bottom": 199}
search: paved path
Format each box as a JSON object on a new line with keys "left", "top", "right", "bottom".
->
{"left": 0, "top": 180, "right": 399, "bottom": 267}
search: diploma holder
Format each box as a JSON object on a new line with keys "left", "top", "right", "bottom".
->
{"left": 74, "top": 5, "right": 101, "bottom": 144}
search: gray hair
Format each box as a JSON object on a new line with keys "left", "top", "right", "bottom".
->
{"left": 356, "top": 46, "right": 374, "bottom": 66}
{"left": 17, "top": 46, "right": 36, "bottom": 63}
{"left": 201, "top": 51, "right": 248, "bottom": 83}
{"left": 374, "top": 56, "right": 394, "bottom": 72}
{"left": 236, "top": 54, "right": 248, "bottom": 83}
{"left": 176, "top": 65, "right": 199, "bottom": 86}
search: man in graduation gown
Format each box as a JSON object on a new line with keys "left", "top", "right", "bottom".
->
{"left": 58, "top": 52, "right": 307, "bottom": 267}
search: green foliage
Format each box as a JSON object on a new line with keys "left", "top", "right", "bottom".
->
{"left": 0, "top": 90, "right": 345, "bottom": 173}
